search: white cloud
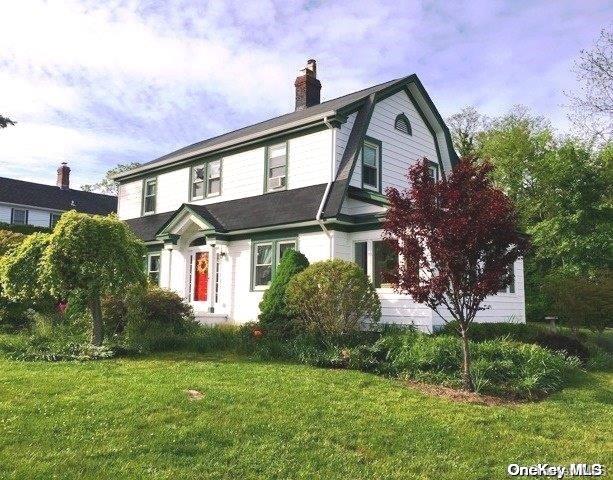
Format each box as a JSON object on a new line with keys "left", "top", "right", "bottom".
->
{"left": 0, "top": 0, "right": 609, "bottom": 187}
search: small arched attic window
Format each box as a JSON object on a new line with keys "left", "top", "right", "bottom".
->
{"left": 394, "top": 113, "right": 412, "bottom": 135}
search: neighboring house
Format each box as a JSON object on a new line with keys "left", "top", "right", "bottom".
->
{"left": 116, "top": 60, "right": 525, "bottom": 331}
{"left": 0, "top": 163, "right": 117, "bottom": 229}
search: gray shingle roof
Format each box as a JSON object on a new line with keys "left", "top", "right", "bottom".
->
{"left": 0, "top": 177, "right": 117, "bottom": 215}
{"left": 115, "top": 76, "right": 409, "bottom": 180}
{"left": 126, "top": 183, "right": 328, "bottom": 242}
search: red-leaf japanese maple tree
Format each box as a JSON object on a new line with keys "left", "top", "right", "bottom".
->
{"left": 383, "top": 157, "right": 529, "bottom": 391}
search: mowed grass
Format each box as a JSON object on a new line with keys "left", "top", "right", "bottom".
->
{"left": 0, "top": 354, "right": 611, "bottom": 480}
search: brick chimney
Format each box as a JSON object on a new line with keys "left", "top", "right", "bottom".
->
{"left": 294, "top": 59, "right": 321, "bottom": 111}
{"left": 57, "top": 162, "right": 70, "bottom": 190}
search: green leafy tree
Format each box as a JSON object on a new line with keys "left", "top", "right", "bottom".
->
{"left": 474, "top": 106, "right": 612, "bottom": 320}
{"left": 446, "top": 106, "right": 485, "bottom": 157}
{"left": 41, "top": 212, "right": 146, "bottom": 345}
{"left": 545, "top": 271, "right": 613, "bottom": 334}
{"left": 286, "top": 260, "right": 381, "bottom": 336}
{"left": 0, "top": 233, "right": 51, "bottom": 302}
{"left": 258, "top": 249, "right": 309, "bottom": 336}
{"left": 81, "top": 162, "right": 141, "bottom": 195}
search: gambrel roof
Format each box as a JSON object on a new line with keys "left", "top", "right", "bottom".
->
{"left": 113, "top": 74, "right": 457, "bottom": 183}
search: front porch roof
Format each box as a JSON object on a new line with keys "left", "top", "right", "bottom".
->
{"left": 125, "top": 183, "right": 328, "bottom": 242}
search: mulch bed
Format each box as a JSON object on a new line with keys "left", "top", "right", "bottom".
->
{"left": 404, "top": 380, "right": 527, "bottom": 406}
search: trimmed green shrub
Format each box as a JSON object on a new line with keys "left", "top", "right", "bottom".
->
{"left": 0, "top": 230, "right": 26, "bottom": 256}
{"left": 0, "top": 222, "right": 49, "bottom": 235}
{"left": 286, "top": 259, "right": 381, "bottom": 336}
{"left": 258, "top": 249, "right": 309, "bottom": 336}
{"left": 124, "top": 286, "right": 196, "bottom": 349}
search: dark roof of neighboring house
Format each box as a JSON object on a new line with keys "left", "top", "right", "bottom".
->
{"left": 0, "top": 177, "right": 118, "bottom": 215}
{"left": 126, "top": 183, "right": 327, "bottom": 242}
{"left": 114, "top": 76, "right": 412, "bottom": 181}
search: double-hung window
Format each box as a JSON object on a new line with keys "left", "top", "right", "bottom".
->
{"left": 11, "top": 208, "right": 27, "bottom": 226}
{"left": 354, "top": 240, "right": 399, "bottom": 289}
{"left": 266, "top": 143, "right": 287, "bottom": 191}
{"left": 147, "top": 253, "right": 161, "bottom": 285}
{"left": 253, "top": 243, "right": 273, "bottom": 288}
{"left": 191, "top": 160, "right": 222, "bottom": 200}
{"left": 143, "top": 178, "right": 157, "bottom": 215}
{"left": 427, "top": 161, "right": 439, "bottom": 182}
{"left": 373, "top": 241, "right": 398, "bottom": 288}
{"left": 252, "top": 239, "right": 297, "bottom": 289}
{"left": 50, "top": 212, "right": 61, "bottom": 229}
{"left": 362, "top": 140, "right": 380, "bottom": 191}
{"left": 277, "top": 240, "right": 296, "bottom": 265}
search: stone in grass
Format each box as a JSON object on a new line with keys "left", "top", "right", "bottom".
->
{"left": 186, "top": 389, "right": 204, "bottom": 400}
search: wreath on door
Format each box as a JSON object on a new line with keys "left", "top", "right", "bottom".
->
{"left": 196, "top": 254, "right": 209, "bottom": 274}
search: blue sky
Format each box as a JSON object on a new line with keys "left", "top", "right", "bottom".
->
{"left": 0, "top": 0, "right": 610, "bottom": 188}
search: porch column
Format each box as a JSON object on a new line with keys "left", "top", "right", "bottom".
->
{"left": 163, "top": 243, "right": 173, "bottom": 290}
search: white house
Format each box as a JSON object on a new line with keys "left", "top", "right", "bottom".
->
{"left": 115, "top": 60, "right": 525, "bottom": 331}
{"left": 0, "top": 163, "right": 117, "bottom": 229}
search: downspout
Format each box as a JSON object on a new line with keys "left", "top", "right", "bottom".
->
{"left": 316, "top": 116, "right": 336, "bottom": 257}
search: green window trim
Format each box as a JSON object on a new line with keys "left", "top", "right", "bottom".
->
{"left": 146, "top": 252, "right": 161, "bottom": 285}
{"left": 426, "top": 159, "right": 439, "bottom": 182}
{"left": 189, "top": 159, "right": 223, "bottom": 201}
{"left": 361, "top": 136, "right": 383, "bottom": 193}
{"left": 264, "top": 141, "right": 289, "bottom": 193}
{"left": 142, "top": 177, "right": 157, "bottom": 215}
{"left": 250, "top": 237, "right": 297, "bottom": 290}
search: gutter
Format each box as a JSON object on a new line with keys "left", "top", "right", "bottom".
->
{"left": 316, "top": 116, "right": 336, "bottom": 249}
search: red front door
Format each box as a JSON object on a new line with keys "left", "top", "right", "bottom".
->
{"left": 194, "top": 252, "right": 209, "bottom": 301}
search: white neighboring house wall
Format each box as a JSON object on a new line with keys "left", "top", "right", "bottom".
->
{"left": 0, "top": 203, "right": 61, "bottom": 228}
{"left": 117, "top": 128, "right": 334, "bottom": 220}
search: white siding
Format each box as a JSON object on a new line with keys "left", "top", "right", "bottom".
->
{"left": 333, "top": 229, "right": 433, "bottom": 331}
{"left": 117, "top": 180, "right": 142, "bottom": 220}
{"left": 287, "top": 129, "right": 332, "bottom": 189}
{"left": 349, "top": 90, "right": 439, "bottom": 191}
{"left": 117, "top": 128, "right": 333, "bottom": 219}
{"left": 0, "top": 205, "right": 11, "bottom": 224}
{"left": 28, "top": 209, "right": 51, "bottom": 227}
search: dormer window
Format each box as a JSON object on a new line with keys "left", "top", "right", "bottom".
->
{"left": 394, "top": 113, "right": 412, "bottom": 135}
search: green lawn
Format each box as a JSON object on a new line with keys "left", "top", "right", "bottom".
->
{"left": 0, "top": 354, "right": 611, "bottom": 480}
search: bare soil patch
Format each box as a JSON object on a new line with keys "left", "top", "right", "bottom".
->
{"left": 404, "top": 380, "right": 526, "bottom": 406}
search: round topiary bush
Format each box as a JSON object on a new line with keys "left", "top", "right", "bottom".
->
{"left": 258, "top": 249, "right": 309, "bottom": 336}
{"left": 286, "top": 259, "right": 381, "bottom": 336}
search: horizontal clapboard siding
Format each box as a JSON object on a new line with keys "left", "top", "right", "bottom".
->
{"left": 117, "top": 129, "right": 332, "bottom": 220}
{"left": 350, "top": 89, "right": 438, "bottom": 191}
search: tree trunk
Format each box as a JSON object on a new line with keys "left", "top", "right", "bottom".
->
{"left": 459, "top": 327, "right": 475, "bottom": 392}
{"left": 89, "top": 294, "right": 103, "bottom": 346}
